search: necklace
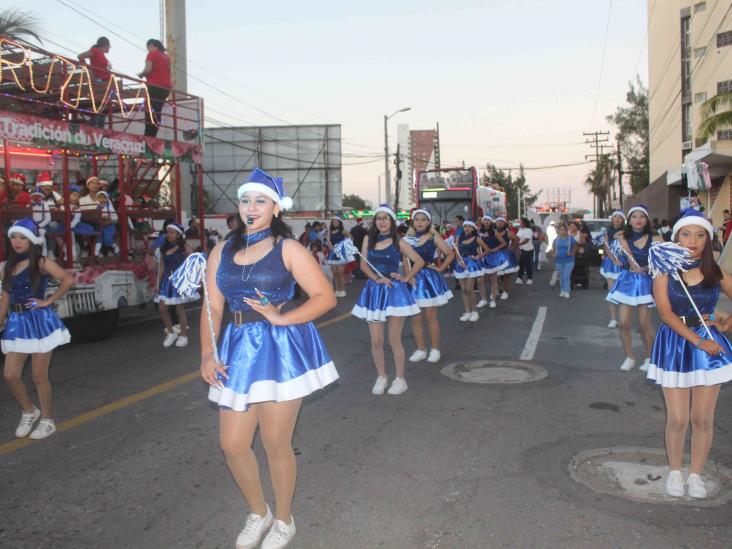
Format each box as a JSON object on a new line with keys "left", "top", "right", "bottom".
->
{"left": 239, "top": 228, "right": 274, "bottom": 283}
{"left": 376, "top": 233, "right": 391, "bottom": 242}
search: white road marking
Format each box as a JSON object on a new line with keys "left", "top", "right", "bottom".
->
{"left": 520, "top": 306, "right": 547, "bottom": 361}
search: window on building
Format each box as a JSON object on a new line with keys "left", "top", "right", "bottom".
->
{"left": 718, "top": 80, "right": 732, "bottom": 94}
{"left": 695, "top": 92, "right": 708, "bottom": 103}
{"left": 694, "top": 2, "right": 707, "bottom": 13}
{"left": 718, "top": 129, "right": 732, "bottom": 141}
{"left": 718, "top": 31, "right": 732, "bottom": 48}
{"left": 694, "top": 46, "right": 707, "bottom": 58}
{"left": 682, "top": 103, "right": 693, "bottom": 142}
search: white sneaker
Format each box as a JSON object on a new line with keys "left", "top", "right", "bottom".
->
{"left": 163, "top": 330, "right": 179, "bottom": 347}
{"left": 563, "top": 293, "right": 570, "bottom": 299}
{"left": 476, "top": 299, "right": 488, "bottom": 308}
{"left": 639, "top": 358, "right": 650, "bottom": 372}
{"left": 236, "top": 505, "right": 273, "bottom": 549}
{"left": 409, "top": 349, "right": 428, "bottom": 362}
{"left": 175, "top": 335, "right": 189, "bottom": 347}
{"left": 339, "top": 290, "right": 347, "bottom": 297}
{"left": 15, "top": 407, "right": 41, "bottom": 438}
{"left": 608, "top": 320, "right": 618, "bottom": 329}
{"left": 515, "top": 278, "right": 524, "bottom": 285}
{"left": 29, "top": 418, "right": 56, "bottom": 440}
{"left": 261, "top": 517, "right": 296, "bottom": 549}
{"left": 489, "top": 300, "right": 496, "bottom": 308}
{"left": 372, "top": 376, "right": 388, "bottom": 395}
{"left": 500, "top": 292, "right": 509, "bottom": 301}
{"left": 468, "top": 311, "right": 479, "bottom": 322}
{"left": 619, "top": 357, "right": 636, "bottom": 371}
{"left": 526, "top": 279, "right": 533, "bottom": 285}
{"left": 665, "top": 470, "right": 685, "bottom": 497}
{"left": 172, "top": 324, "right": 181, "bottom": 334}
{"left": 387, "top": 377, "right": 408, "bottom": 395}
{"left": 459, "top": 312, "right": 471, "bottom": 322}
{"left": 94, "top": 242, "right": 102, "bottom": 255}
{"left": 427, "top": 349, "right": 441, "bottom": 363}
{"left": 687, "top": 473, "right": 708, "bottom": 499}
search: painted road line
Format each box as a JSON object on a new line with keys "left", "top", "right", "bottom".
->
{"left": 519, "top": 306, "right": 547, "bottom": 361}
{"left": 0, "top": 310, "right": 354, "bottom": 456}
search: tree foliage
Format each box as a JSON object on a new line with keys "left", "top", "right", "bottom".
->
{"left": 697, "top": 91, "right": 732, "bottom": 142}
{"left": 482, "top": 164, "right": 538, "bottom": 218}
{"left": 0, "top": 10, "right": 42, "bottom": 44}
{"left": 342, "top": 193, "right": 368, "bottom": 210}
{"left": 584, "top": 155, "right": 613, "bottom": 217}
{"left": 606, "top": 77, "right": 649, "bottom": 193}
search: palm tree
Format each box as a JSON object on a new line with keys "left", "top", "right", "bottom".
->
{"left": 0, "top": 9, "right": 42, "bottom": 44}
{"left": 697, "top": 92, "right": 732, "bottom": 142}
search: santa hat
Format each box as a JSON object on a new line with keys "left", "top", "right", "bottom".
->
{"left": 411, "top": 208, "right": 432, "bottom": 221}
{"left": 374, "top": 203, "right": 396, "bottom": 221}
{"left": 671, "top": 208, "right": 714, "bottom": 240}
{"left": 9, "top": 173, "right": 25, "bottom": 185}
{"left": 37, "top": 172, "right": 53, "bottom": 186}
{"left": 610, "top": 210, "right": 626, "bottom": 220}
{"left": 167, "top": 223, "right": 185, "bottom": 235}
{"left": 463, "top": 220, "right": 478, "bottom": 229}
{"left": 8, "top": 218, "right": 43, "bottom": 245}
{"left": 237, "top": 168, "right": 293, "bottom": 210}
{"left": 627, "top": 204, "right": 649, "bottom": 219}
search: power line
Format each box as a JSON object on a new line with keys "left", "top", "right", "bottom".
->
{"left": 590, "top": 0, "right": 614, "bottom": 127}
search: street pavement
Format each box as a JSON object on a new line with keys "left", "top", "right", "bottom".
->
{"left": 1, "top": 266, "right": 731, "bottom": 548}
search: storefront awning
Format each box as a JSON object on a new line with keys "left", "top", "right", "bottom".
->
{"left": 667, "top": 141, "right": 732, "bottom": 186}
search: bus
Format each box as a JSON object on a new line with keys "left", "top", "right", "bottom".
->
{"left": 416, "top": 167, "right": 506, "bottom": 224}
{"left": 0, "top": 37, "right": 205, "bottom": 341}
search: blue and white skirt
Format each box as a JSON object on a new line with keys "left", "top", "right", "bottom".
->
{"left": 482, "top": 250, "right": 510, "bottom": 275}
{"left": 498, "top": 250, "right": 519, "bottom": 275}
{"left": 155, "top": 274, "right": 200, "bottom": 305}
{"left": 600, "top": 256, "right": 623, "bottom": 280}
{"left": 209, "top": 320, "right": 339, "bottom": 411}
{"left": 411, "top": 268, "right": 453, "bottom": 307}
{"left": 1, "top": 307, "right": 71, "bottom": 354}
{"left": 352, "top": 279, "right": 420, "bottom": 322}
{"left": 606, "top": 270, "right": 655, "bottom": 307}
{"left": 325, "top": 248, "right": 350, "bottom": 266}
{"left": 454, "top": 258, "right": 485, "bottom": 279}
{"left": 648, "top": 324, "right": 732, "bottom": 388}
{"left": 53, "top": 222, "right": 97, "bottom": 237}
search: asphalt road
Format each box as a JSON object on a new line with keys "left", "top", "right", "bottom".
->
{"left": 1, "top": 267, "right": 731, "bottom": 548}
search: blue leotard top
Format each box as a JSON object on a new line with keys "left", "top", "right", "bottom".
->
{"left": 608, "top": 227, "right": 623, "bottom": 240}
{"left": 161, "top": 246, "right": 186, "bottom": 275}
{"left": 330, "top": 230, "right": 346, "bottom": 245}
{"left": 367, "top": 242, "right": 401, "bottom": 275}
{"left": 8, "top": 268, "right": 48, "bottom": 306}
{"left": 458, "top": 237, "right": 480, "bottom": 257}
{"left": 627, "top": 237, "right": 652, "bottom": 268}
{"left": 412, "top": 237, "right": 437, "bottom": 264}
{"left": 216, "top": 238, "right": 295, "bottom": 312}
{"left": 667, "top": 275, "right": 719, "bottom": 317}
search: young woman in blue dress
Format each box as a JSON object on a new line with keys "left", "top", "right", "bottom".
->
{"left": 600, "top": 211, "right": 627, "bottom": 328}
{"left": 646, "top": 210, "right": 732, "bottom": 499}
{"left": 155, "top": 223, "right": 198, "bottom": 348}
{"left": 352, "top": 204, "right": 424, "bottom": 395}
{"left": 1, "top": 219, "right": 73, "bottom": 440}
{"left": 453, "top": 220, "right": 490, "bottom": 321}
{"left": 606, "top": 205, "right": 656, "bottom": 372}
{"left": 200, "top": 169, "right": 339, "bottom": 549}
{"left": 478, "top": 216, "right": 510, "bottom": 308}
{"left": 325, "top": 217, "right": 348, "bottom": 298}
{"left": 495, "top": 217, "right": 519, "bottom": 300}
{"left": 406, "top": 209, "right": 454, "bottom": 364}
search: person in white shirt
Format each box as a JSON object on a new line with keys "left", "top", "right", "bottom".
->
{"left": 516, "top": 218, "right": 535, "bottom": 285}
{"left": 79, "top": 176, "right": 102, "bottom": 210}
{"left": 36, "top": 173, "right": 62, "bottom": 207}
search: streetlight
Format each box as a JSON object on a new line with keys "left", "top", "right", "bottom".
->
{"left": 384, "top": 107, "right": 411, "bottom": 207}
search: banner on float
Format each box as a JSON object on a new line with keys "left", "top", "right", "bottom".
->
{"left": 0, "top": 111, "right": 202, "bottom": 163}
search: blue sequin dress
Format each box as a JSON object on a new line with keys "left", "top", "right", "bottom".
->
{"left": 495, "top": 230, "right": 519, "bottom": 275}
{"left": 155, "top": 246, "right": 200, "bottom": 305}
{"left": 480, "top": 233, "right": 510, "bottom": 274}
{"left": 599, "top": 227, "right": 624, "bottom": 280}
{"left": 1, "top": 268, "right": 70, "bottom": 354}
{"left": 409, "top": 237, "right": 453, "bottom": 307}
{"left": 209, "top": 238, "right": 338, "bottom": 411}
{"left": 352, "top": 240, "right": 420, "bottom": 321}
{"left": 648, "top": 275, "right": 732, "bottom": 387}
{"left": 606, "top": 237, "right": 655, "bottom": 307}
{"left": 325, "top": 230, "right": 349, "bottom": 265}
{"left": 453, "top": 237, "right": 485, "bottom": 279}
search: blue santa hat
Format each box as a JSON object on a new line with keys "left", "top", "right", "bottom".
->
{"left": 610, "top": 210, "right": 626, "bottom": 220}
{"left": 411, "top": 208, "right": 432, "bottom": 221}
{"left": 627, "top": 204, "right": 649, "bottom": 219}
{"left": 374, "top": 203, "right": 396, "bottom": 221}
{"left": 167, "top": 222, "right": 185, "bottom": 235}
{"left": 671, "top": 208, "right": 714, "bottom": 240}
{"left": 462, "top": 219, "right": 478, "bottom": 229}
{"left": 8, "top": 218, "right": 43, "bottom": 245}
{"left": 237, "top": 168, "right": 293, "bottom": 210}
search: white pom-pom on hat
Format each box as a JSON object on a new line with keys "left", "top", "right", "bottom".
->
{"left": 280, "top": 196, "right": 293, "bottom": 210}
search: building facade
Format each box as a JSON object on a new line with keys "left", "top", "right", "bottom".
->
{"left": 648, "top": 0, "right": 732, "bottom": 227}
{"left": 393, "top": 124, "right": 437, "bottom": 210}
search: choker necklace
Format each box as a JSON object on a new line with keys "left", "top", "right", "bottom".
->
{"left": 15, "top": 253, "right": 29, "bottom": 261}
{"left": 630, "top": 230, "right": 646, "bottom": 242}
{"left": 415, "top": 229, "right": 429, "bottom": 237}
{"left": 246, "top": 228, "right": 272, "bottom": 246}
{"left": 376, "top": 233, "right": 391, "bottom": 242}
{"left": 687, "top": 259, "right": 701, "bottom": 269}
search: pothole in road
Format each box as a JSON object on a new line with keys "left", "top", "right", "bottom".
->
{"left": 570, "top": 446, "right": 732, "bottom": 506}
{"left": 440, "top": 360, "right": 548, "bottom": 384}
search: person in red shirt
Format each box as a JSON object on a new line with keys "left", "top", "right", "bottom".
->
{"left": 9, "top": 174, "right": 30, "bottom": 208}
{"left": 78, "top": 37, "right": 112, "bottom": 129}
{"left": 138, "top": 39, "right": 172, "bottom": 138}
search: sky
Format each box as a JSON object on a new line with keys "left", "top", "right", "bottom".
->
{"left": 26, "top": 0, "right": 649, "bottom": 210}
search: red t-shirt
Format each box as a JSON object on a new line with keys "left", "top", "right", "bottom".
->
{"left": 145, "top": 50, "right": 172, "bottom": 88}
{"left": 89, "top": 47, "right": 111, "bottom": 80}
{"left": 13, "top": 191, "right": 30, "bottom": 207}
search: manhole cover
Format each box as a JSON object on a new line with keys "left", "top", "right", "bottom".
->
{"left": 570, "top": 446, "right": 732, "bottom": 506}
{"left": 440, "top": 360, "right": 548, "bottom": 384}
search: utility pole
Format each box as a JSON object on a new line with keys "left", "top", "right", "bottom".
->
{"left": 165, "top": 0, "right": 188, "bottom": 92}
{"left": 393, "top": 144, "right": 402, "bottom": 212}
{"left": 616, "top": 141, "right": 624, "bottom": 210}
{"left": 433, "top": 122, "right": 441, "bottom": 170}
{"left": 584, "top": 131, "right": 610, "bottom": 216}
{"left": 383, "top": 115, "right": 391, "bottom": 206}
